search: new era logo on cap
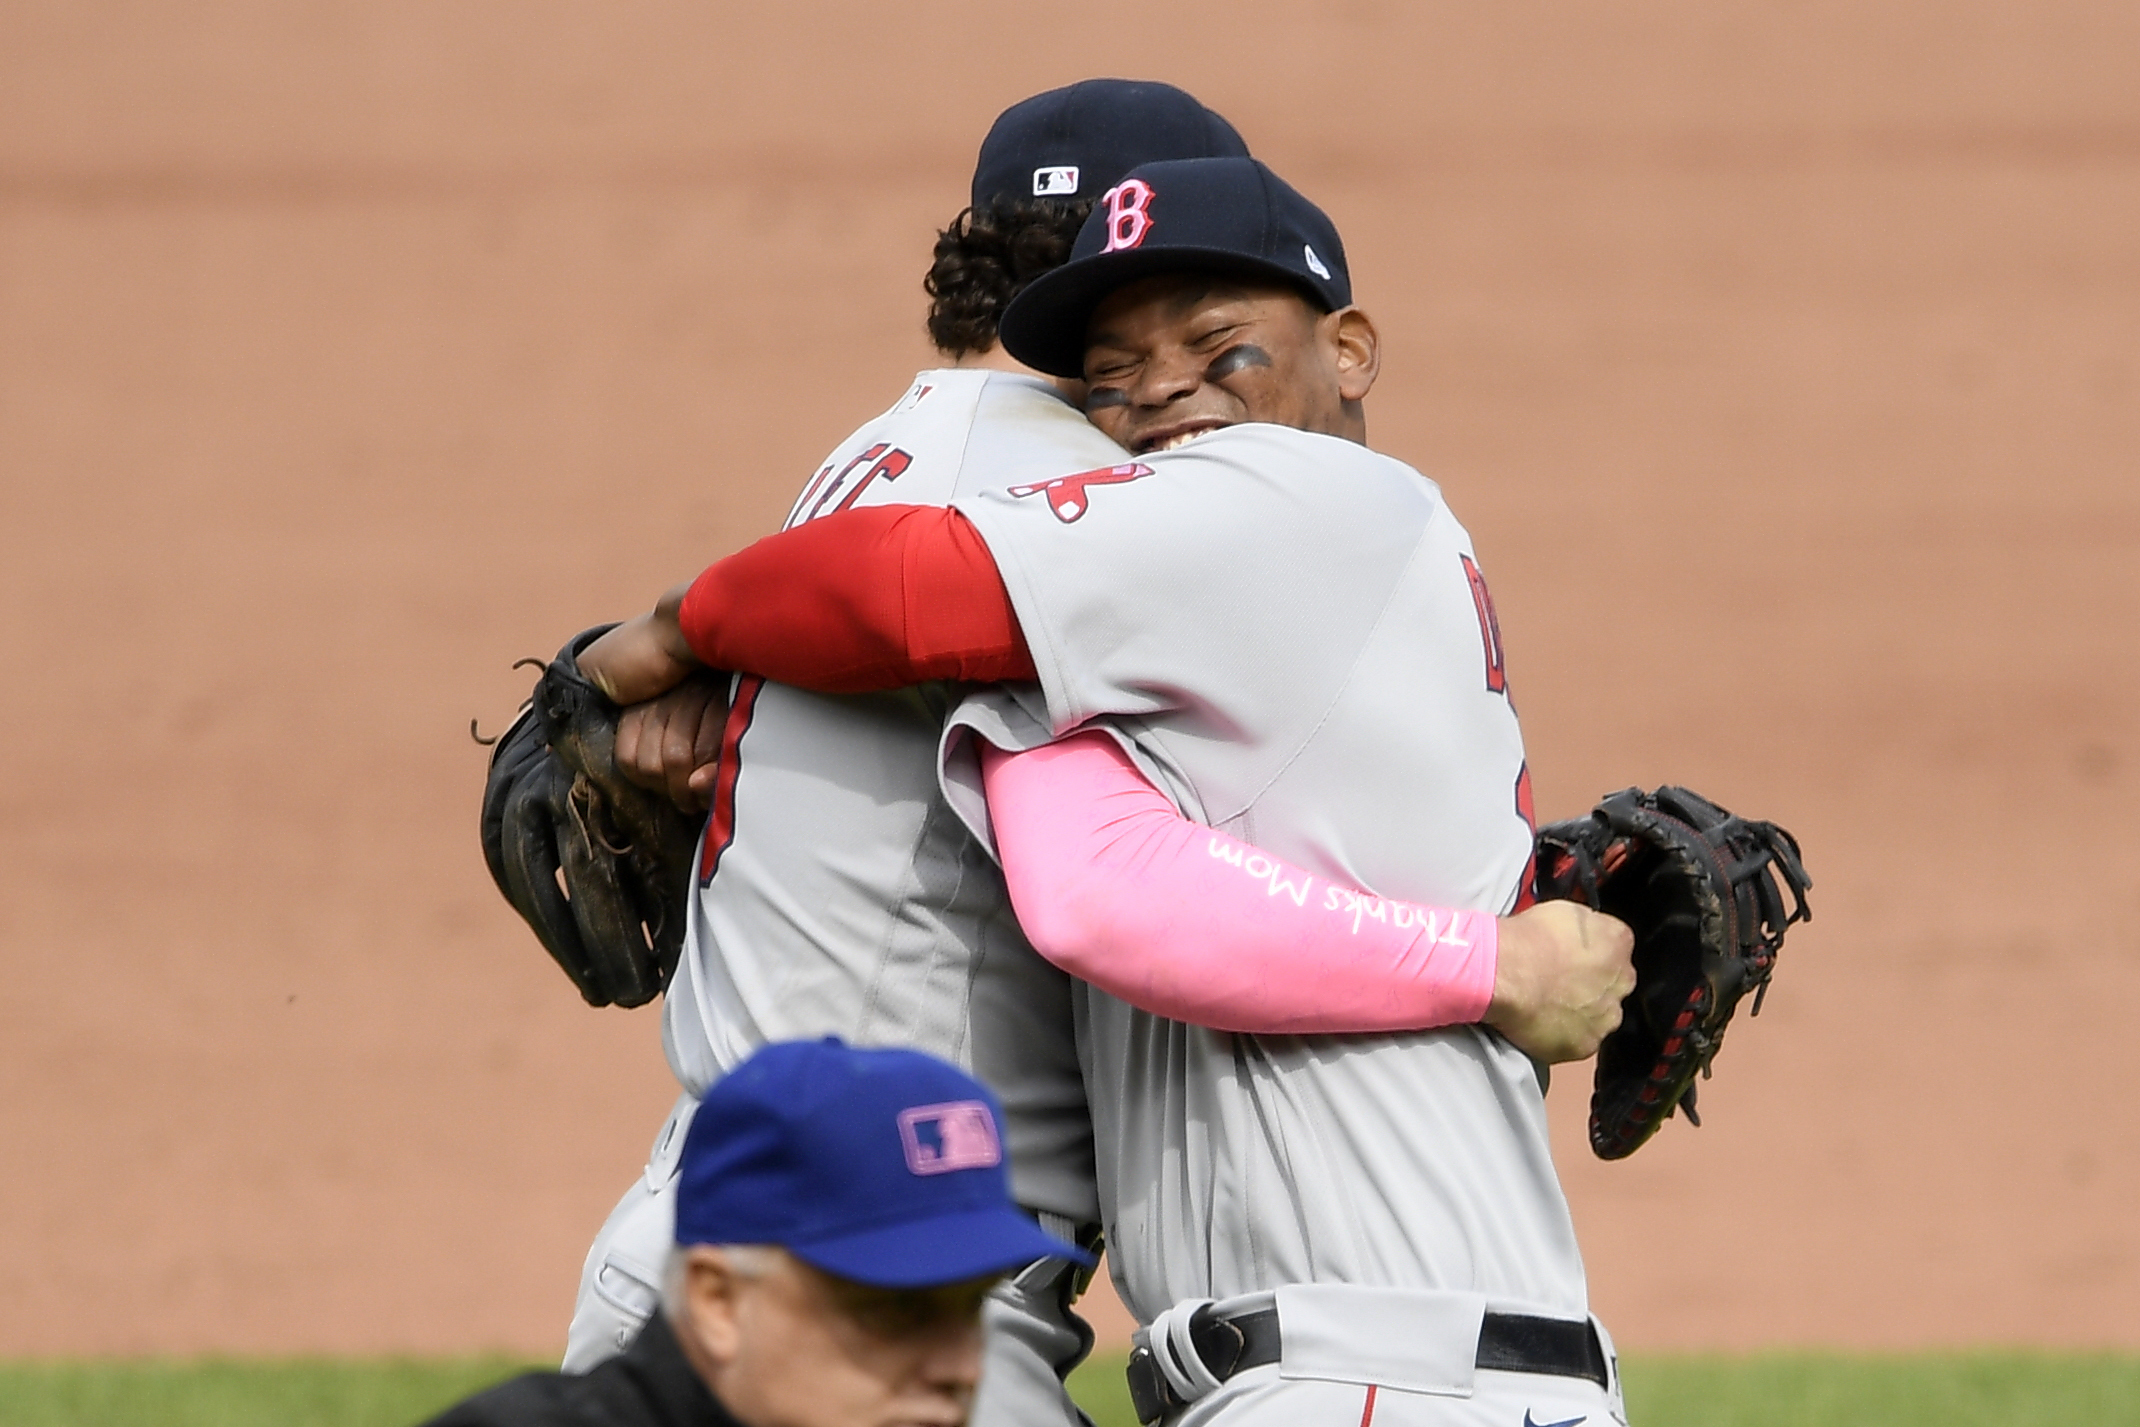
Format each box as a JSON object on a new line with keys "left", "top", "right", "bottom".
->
{"left": 1304, "top": 244, "right": 1332, "bottom": 280}
{"left": 1033, "top": 165, "right": 1080, "bottom": 196}
{"left": 897, "top": 1101, "right": 1003, "bottom": 1175}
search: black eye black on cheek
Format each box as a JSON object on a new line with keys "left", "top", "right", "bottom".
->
{"left": 1204, "top": 344, "right": 1273, "bottom": 381}
{"left": 1085, "top": 386, "right": 1129, "bottom": 411}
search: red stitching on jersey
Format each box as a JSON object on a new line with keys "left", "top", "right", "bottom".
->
{"left": 1358, "top": 1383, "right": 1379, "bottom": 1427}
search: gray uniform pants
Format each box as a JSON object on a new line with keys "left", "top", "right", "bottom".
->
{"left": 1135, "top": 1288, "right": 1628, "bottom": 1427}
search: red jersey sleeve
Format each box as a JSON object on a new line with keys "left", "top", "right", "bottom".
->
{"left": 676, "top": 505, "right": 1037, "bottom": 692}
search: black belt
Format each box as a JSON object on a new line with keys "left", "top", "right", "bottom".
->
{"left": 1124, "top": 1304, "right": 1610, "bottom": 1426}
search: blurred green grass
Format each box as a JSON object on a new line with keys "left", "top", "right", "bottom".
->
{"left": 1068, "top": 1353, "right": 2140, "bottom": 1427}
{"left": 0, "top": 1358, "right": 533, "bottom": 1427}
{"left": 1, "top": 1351, "right": 2135, "bottom": 1426}
{"left": 1615, "top": 1353, "right": 2140, "bottom": 1427}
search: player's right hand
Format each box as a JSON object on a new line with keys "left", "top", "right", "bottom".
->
{"left": 1485, "top": 901, "right": 1636, "bottom": 1064}
{"left": 614, "top": 671, "right": 729, "bottom": 812}
{"left": 577, "top": 581, "right": 702, "bottom": 705}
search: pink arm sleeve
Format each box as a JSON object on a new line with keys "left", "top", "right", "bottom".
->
{"left": 978, "top": 732, "right": 1498, "bottom": 1035}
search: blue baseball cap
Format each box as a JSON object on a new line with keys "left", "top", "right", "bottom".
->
{"left": 997, "top": 156, "right": 1353, "bottom": 378}
{"left": 674, "top": 1039, "right": 1089, "bottom": 1289}
{"left": 970, "top": 79, "right": 1250, "bottom": 210}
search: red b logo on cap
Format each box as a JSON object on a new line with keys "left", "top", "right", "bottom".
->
{"left": 1100, "top": 179, "right": 1155, "bottom": 253}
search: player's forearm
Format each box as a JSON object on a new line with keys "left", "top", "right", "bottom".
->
{"left": 676, "top": 505, "right": 1037, "bottom": 692}
{"left": 979, "top": 732, "right": 1498, "bottom": 1033}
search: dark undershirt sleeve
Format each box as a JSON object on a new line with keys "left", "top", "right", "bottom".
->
{"left": 676, "top": 504, "right": 1037, "bottom": 692}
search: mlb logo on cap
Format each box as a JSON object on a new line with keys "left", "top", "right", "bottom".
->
{"left": 899, "top": 1101, "right": 1003, "bottom": 1174}
{"left": 673, "top": 1039, "right": 1088, "bottom": 1289}
{"left": 1032, "top": 165, "right": 1080, "bottom": 196}
{"left": 968, "top": 78, "right": 1250, "bottom": 209}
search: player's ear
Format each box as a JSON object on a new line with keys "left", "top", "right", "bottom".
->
{"left": 681, "top": 1246, "right": 748, "bottom": 1364}
{"left": 1327, "top": 306, "right": 1380, "bottom": 403}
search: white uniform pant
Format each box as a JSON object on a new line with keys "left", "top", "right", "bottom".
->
{"left": 564, "top": 1093, "right": 1097, "bottom": 1427}
{"left": 1144, "top": 1286, "right": 1629, "bottom": 1427}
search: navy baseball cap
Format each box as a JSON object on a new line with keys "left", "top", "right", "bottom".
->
{"left": 673, "top": 1039, "right": 1088, "bottom": 1289}
{"left": 997, "top": 156, "right": 1353, "bottom": 378}
{"left": 970, "top": 79, "right": 1250, "bottom": 210}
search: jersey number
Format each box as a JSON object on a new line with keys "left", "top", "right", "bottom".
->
{"left": 1459, "top": 553, "right": 1507, "bottom": 694}
{"left": 700, "top": 675, "right": 766, "bottom": 884}
{"left": 1511, "top": 761, "right": 1538, "bottom": 910}
{"left": 1461, "top": 554, "right": 1536, "bottom": 905}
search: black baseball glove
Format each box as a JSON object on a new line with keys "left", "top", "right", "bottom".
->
{"left": 1534, "top": 786, "right": 1811, "bottom": 1159}
{"left": 479, "top": 626, "right": 707, "bottom": 1008}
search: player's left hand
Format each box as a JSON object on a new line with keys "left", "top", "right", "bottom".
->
{"left": 616, "top": 671, "right": 730, "bottom": 812}
{"left": 1485, "top": 901, "right": 1637, "bottom": 1064}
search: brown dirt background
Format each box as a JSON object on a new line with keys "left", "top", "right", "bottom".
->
{"left": 3, "top": 1, "right": 2136, "bottom": 1360}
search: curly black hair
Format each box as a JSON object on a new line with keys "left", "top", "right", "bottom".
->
{"left": 923, "top": 195, "right": 1095, "bottom": 358}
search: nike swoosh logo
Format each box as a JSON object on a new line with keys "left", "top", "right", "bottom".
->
{"left": 1523, "top": 1414, "right": 1586, "bottom": 1427}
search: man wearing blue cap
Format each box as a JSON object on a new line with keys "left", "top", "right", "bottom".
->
{"left": 588, "top": 157, "right": 1635, "bottom": 1426}
{"left": 544, "top": 79, "right": 1253, "bottom": 1427}
{"left": 428, "top": 1040, "right": 1087, "bottom": 1427}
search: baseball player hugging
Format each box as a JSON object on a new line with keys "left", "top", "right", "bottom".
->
{"left": 527, "top": 82, "right": 1258, "bottom": 1427}
{"left": 634, "top": 159, "right": 1654, "bottom": 1426}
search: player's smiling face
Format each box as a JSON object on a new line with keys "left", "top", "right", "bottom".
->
{"left": 1078, "top": 274, "right": 1379, "bottom": 453}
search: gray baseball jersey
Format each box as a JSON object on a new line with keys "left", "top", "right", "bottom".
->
{"left": 938, "top": 423, "right": 1590, "bottom": 1323}
{"left": 660, "top": 367, "right": 1124, "bottom": 1224}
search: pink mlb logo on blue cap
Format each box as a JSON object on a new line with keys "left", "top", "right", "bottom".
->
{"left": 897, "top": 1101, "right": 1003, "bottom": 1175}
{"left": 674, "top": 1038, "right": 1088, "bottom": 1289}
